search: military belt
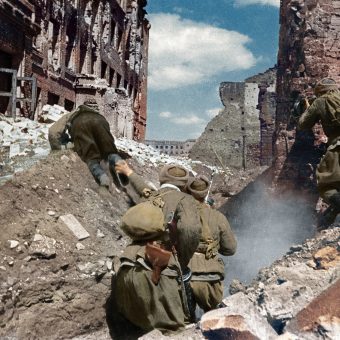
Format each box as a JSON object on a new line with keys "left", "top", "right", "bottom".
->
{"left": 120, "top": 258, "right": 178, "bottom": 277}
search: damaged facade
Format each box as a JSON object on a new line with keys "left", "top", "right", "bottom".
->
{"left": 0, "top": 0, "right": 149, "bottom": 140}
{"left": 144, "top": 139, "right": 196, "bottom": 157}
{"left": 274, "top": 0, "right": 340, "bottom": 194}
{"left": 190, "top": 68, "right": 276, "bottom": 169}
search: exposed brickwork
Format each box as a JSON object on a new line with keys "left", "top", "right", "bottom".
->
{"left": 274, "top": 0, "right": 340, "bottom": 195}
{"left": 0, "top": 0, "right": 149, "bottom": 140}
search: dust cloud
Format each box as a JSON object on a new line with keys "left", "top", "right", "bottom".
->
{"left": 223, "top": 181, "right": 316, "bottom": 293}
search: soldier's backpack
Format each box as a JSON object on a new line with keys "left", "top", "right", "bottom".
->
{"left": 324, "top": 91, "right": 340, "bottom": 126}
{"left": 120, "top": 191, "right": 181, "bottom": 241}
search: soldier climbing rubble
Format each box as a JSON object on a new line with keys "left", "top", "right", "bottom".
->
{"left": 48, "top": 99, "right": 129, "bottom": 189}
{"left": 111, "top": 161, "right": 202, "bottom": 334}
{"left": 297, "top": 78, "right": 340, "bottom": 230}
{"left": 185, "top": 175, "right": 237, "bottom": 312}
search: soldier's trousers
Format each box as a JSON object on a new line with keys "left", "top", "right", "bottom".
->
{"left": 317, "top": 144, "right": 340, "bottom": 203}
{"left": 70, "top": 112, "right": 118, "bottom": 165}
{"left": 190, "top": 280, "right": 223, "bottom": 312}
{"left": 115, "top": 266, "right": 186, "bottom": 334}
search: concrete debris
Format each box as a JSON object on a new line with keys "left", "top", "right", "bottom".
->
{"left": 28, "top": 234, "right": 57, "bottom": 259}
{"left": 96, "top": 229, "right": 105, "bottom": 238}
{"left": 76, "top": 243, "right": 85, "bottom": 250}
{"left": 0, "top": 116, "right": 51, "bottom": 183}
{"left": 285, "top": 280, "right": 340, "bottom": 340}
{"left": 115, "top": 137, "right": 223, "bottom": 174}
{"left": 41, "top": 104, "right": 69, "bottom": 123}
{"left": 77, "top": 262, "right": 97, "bottom": 274}
{"left": 59, "top": 214, "right": 90, "bottom": 240}
{"left": 9, "top": 144, "right": 20, "bottom": 158}
{"left": 60, "top": 155, "right": 70, "bottom": 163}
{"left": 105, "top": 260, "right": 112, "bottom": 271}
{"left": 200, "top": 292, "right": 277, "bottom": 339}
{"left": 8, "top": 240, "right": 19, "bottom": 249}
{"left": 242, "top": 227, "right": 340, "bottom": 335}
{"left": 33, "top": 234, "right": 44, "bottom": 242}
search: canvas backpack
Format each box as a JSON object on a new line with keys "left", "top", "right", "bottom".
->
{"left": 324, "top": 91, "right": 340, "bottom": 126}
{"left": 120, "top": 190, "right": 182, "bottom": 241}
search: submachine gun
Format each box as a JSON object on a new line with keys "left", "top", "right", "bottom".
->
{"left": 291, "top": 93, "right": 316, "bottom": 124}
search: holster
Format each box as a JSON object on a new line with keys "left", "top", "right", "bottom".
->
{"left": 145, "top": 242, "right": 171, "bottom": 285}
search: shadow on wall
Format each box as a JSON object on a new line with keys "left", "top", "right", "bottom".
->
{"left": 221, "top": 180, "right": 316, "bottom": 295}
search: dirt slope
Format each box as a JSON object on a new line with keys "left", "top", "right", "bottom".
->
{"left": 0, "top": 150, "right": 160, "bottom": 339}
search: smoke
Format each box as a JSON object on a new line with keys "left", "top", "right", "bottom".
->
{"left": 223, "top": 181, "right": 316, "bottom": 294}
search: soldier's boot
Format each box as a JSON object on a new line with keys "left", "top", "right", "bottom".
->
{"left": 88, "top": 161, "right": 110, "bottom": 188}
{"left": 107, "top": 153, "right": 129, "bottom": 188}
{"left": 317, "top": 192, "right": 340, "bottom": 231}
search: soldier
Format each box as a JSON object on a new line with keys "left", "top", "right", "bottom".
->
{"left": 112, "top": 162, "right": 202, "bottom": 334}
{"left": 186, "top": 175, "right": 237, "bottom": 312}
{"left": 298, "top": 78, "right": 340, "bottom": 228}
{"left": 48, "top": 100, "right": 128, "bottom": 188}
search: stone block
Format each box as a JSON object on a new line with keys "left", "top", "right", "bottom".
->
{"left": 59, "top": 214, "right": 90, "bottom": 240}
{"left": 285, "top": 280, "right": 340, "bottom": 339}
{"left": 28, "top": 234, "right": 57, "bottom": 259}
{"left": 257, "top": 263, "right": 339, "bottom": 332}
{"left": 200, "top": 292, "right": 277, "bottom": 340}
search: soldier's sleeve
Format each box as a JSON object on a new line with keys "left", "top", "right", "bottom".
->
{"left": 175, "top": 195, "right": 202, "bottom": 268}
{"left": 297, "top": 100, "right": 322, "bottom": 130}
{"left": 217, "top": 211, "right": 237, "bottom": 256}
{"left": 128, "top": 172, "right": 155, "bottom": 196}
{"left": 48, "top": 112, "right": 73, "bottom": 150}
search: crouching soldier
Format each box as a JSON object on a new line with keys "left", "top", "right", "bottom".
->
{"left": 298, "top": 78, "right": 340, "bottom": 229}
{"left": 113, "top": 162, "right": 202, "bottom": 334}
{"left": 186, "top": 175, "right": 237, "bottom": 312}
{"left": 48, "top": 100, "right": 128, "bottom": 188}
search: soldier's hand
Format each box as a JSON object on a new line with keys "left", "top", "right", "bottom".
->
{"left": 115, "top": 160, "right": 133, "bottom": 177}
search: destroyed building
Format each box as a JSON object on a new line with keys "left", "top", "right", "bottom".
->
{"left": 274, "top": 0, "right": 340, "bottom": 193}
{"left": 144, "top": 139, "right": 196, "bottom": 157}
{"left": 190, "top": 68, "right": 277, "bottom": 169}
{"left": 0, "top": 0, "right": 149, "bottom": 140}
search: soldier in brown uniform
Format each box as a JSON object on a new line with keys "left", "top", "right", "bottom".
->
{"left": 298, "top": 78, "right": 340, "bottom": 228}
{"left": 112, "top": 162, "right": 202, "bottom": 334}
{"left": 186, "top": 175, "right": 237, "bottom": 312}
{"left": 48, "top": 101, "right": 127, "bottom": 188}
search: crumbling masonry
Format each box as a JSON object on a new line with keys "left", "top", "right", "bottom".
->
{"left": 274, "top": 0, "right": 340, "bottom": 195}
{"left": 190, "top": 68, "right": 277, "bottom": 169}
{"left": 0, "top": 0, "right": 149, "bottom": 140}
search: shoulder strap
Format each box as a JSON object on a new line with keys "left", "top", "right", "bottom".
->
{"left": 199, "top": 204, "right": 213, "bottom": 242}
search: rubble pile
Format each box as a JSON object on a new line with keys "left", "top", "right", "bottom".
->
{"left": 0, "top": 105, "right": 72, "bottom": 183}
{"left": 204, "top": 227, "right": 340, "bottom": 340}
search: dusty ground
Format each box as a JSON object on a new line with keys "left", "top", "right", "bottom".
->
{"left": 0, "top": 150, "right": 161, "bottom": 339}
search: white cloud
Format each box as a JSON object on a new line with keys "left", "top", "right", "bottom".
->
{"left": 206, "top": 108, "right": 221, "bottom": 118}
{"left": 159, "top": 111, "right": 172, "bottom": 118}
{"left": 148, "top": 13, "right": 256, "bottom": 91}
{"left": 234, "top": 0, "right": 280, "bottom": 7}
{"left": 171, "top": 114, "right": 206, "bottom": 126}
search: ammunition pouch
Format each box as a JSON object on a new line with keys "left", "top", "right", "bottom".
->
{"left": 145, "top": 242, "right": 171, "bottom": 285}
{"left": 196, "top": 239, "right": 219, "bottom": 259}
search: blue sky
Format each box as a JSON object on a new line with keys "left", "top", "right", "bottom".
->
{"left": 145, "top": 0, "right": 280, "bottom": 141}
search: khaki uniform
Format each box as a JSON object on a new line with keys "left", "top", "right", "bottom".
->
{"left": 298, "top": 90, "right": 340, "bottom": 201}
{"left": 48, "top": 105, "right": 118, "bottom": 165}
{"left": 189, "top": 203, "right": 236, "bottom": 311}
{"left": 115, "top": 173, "right": 202, "bottom": 333}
